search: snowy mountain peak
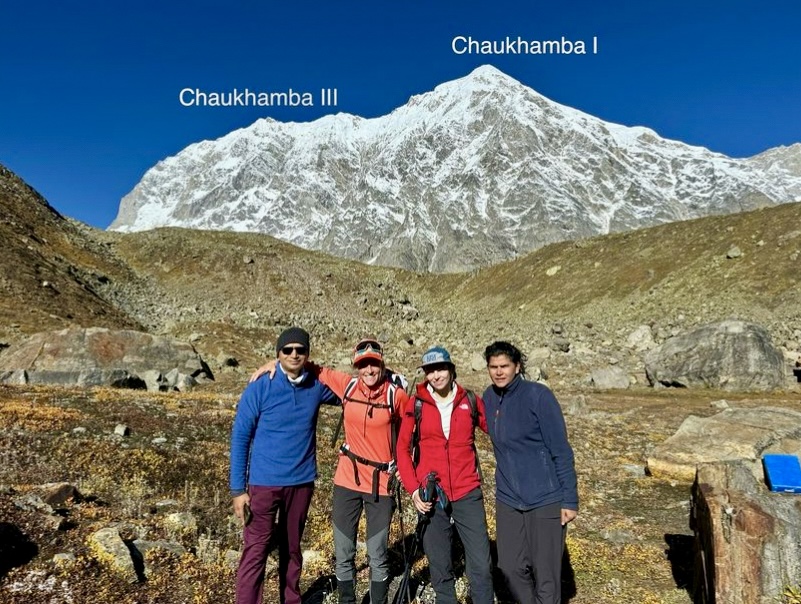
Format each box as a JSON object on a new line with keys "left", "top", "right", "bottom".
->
{"left": 109, "top": 67, "right": 801, "bottom": 272}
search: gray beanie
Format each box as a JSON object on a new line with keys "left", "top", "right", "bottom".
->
{"left": 276, "top": 327, "right": 311, "bottom": 354}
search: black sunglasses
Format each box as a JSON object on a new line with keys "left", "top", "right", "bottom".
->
{"left": 281, "top": 346, "right": 308, "bottom": 355}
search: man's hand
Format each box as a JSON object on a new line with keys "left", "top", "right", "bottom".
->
{"left": 249, "top": 360, "right": 277, "bottom": 383}
{"left": 561, "top": 508, "right": 577, "bottom": 526}
{"left": 233, "top": 493, "right": 251, "bottom": 521}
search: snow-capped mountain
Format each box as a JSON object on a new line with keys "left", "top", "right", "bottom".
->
{"left": 110, "top": 65, "right": 801, "bottom": 272}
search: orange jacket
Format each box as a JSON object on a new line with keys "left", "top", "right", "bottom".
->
{"left": 317, "top": 366, "right": 410, "bottom": 495}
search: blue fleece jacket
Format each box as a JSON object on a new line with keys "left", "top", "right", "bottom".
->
{"left": 229, "top": 366, "right": 336, "bottom": 495}
{"left": 482, "top": 375, "right": 578, "bottom": 512}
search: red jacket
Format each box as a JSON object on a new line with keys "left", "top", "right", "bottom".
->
{"left": 396, "top": 381, "right": 488, "bottom": 503}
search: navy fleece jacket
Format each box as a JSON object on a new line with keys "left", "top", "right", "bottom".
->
{"left": 482, "top": 374, "right": 578, "bottom": 511}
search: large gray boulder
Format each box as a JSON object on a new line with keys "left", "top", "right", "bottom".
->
{"left": 0, "top": 327, "right": 213, "bottom": 388}
{"left": 644, "top": 320, "right": 785, "bottom": 391}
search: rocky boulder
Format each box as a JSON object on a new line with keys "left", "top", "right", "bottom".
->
{"left": 644, "top": 320, "right": 785, "bottom": 391}
{"left": 589, "top": 366, "right": 630, "bottom": 390}
{"left": 647, "top": 407, "right": 801, "bottom": 481}
{"left": 0, "top": 327, "right": 213, "bottom": 389}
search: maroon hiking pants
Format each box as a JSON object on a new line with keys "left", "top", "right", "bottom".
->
{"left": 235, "top": 483, "right": 315, "bottom": 604}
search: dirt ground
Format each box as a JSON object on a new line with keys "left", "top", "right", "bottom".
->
{"left": 1, "top": 383, "right": 799, "bottom": 603}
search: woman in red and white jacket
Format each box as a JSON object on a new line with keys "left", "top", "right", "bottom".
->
{"left": 395, "top": 346, "right": 494, "bottom": 604}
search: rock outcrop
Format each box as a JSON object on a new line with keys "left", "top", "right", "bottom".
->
{"left": 647, "top": 407, "right": 801, "bottom": 481}
{"left": 0, "top": 327, "right": 213, "bottom": 389}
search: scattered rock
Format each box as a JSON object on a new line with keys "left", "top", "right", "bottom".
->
{"left": 726, "top": 245, "right": 743, "bottom": 259}
{"left": 163, "top": 512, "right": 198, "bottom": 535}
{"left": 645, "top": 320, "right": 786, "bottom": 391}
{"left": 42, "top": 514, "right": 71, "bottom": 531}
{"left": 710, "top": 399, "right": 730, "bottom": 410}
{"left": 88, "top": 527, "right": 139, "bottom": 582}
{"left": 625, "top": 325, "right": 656, "bottom": 352}
{"left": 550, "top": 338, "right": 571, "bottom": 353}
{"left": 0, "top": 369, "right": 28, "bottom": 384}
{"left": 131, "top": 539, "right": 187, "bottom": 577}
{"left": 52, "top": 553, "right": 76, "bottom": 564}
{"left": 545, "top": 266, "right": 561, "bottom": 276}
{"left": 114, "top": 424, "right": 130, "bottom": 437}
{"left": 528, "top": 347, "right": 552, "bottom": 363}
{"left": 13, "top": 493, "right": 54, "bottom": 515}
{"left": 601, "top": 528, "right": 637, "bottom": 544}
{"left": 223, "top": 549, "right": 241, "bottom": 570}
{"left": 151, "top": 437, "right": 168, "bottom": 445}
{"left": 590, "top": 367, "right": 630, "bottom": 390}
{"left": 217, "top": 354, "right": 239, "bottom": 368}
{"left": 621, "top": 464, "right": 646, "bottom": 477}
{"left": 561, "top": 395, "right": 589, "bottom": 417}
{"left": 469, "top": 352, "right": 486, "bottom": 372}
{"left": 142, "top": 369, "right": 168, "bottom": 392}
{"left": 38, "top": 483, "right": 81, "bottom": 507}
{"left": 154, "top": 499, "right": 181, "bottom": 510}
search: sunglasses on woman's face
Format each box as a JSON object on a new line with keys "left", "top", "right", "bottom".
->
{"left": 355, "top": 340, "right": 382, "bottom": 353}
{"left": 281, "top": 346, "right": 308, "bottom": 356}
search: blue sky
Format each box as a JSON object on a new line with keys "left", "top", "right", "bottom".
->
{"left": 1, "top": 0, "right": 799, "bottom": 229}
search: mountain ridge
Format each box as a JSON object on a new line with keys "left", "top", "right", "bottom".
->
{"left": 110, "top": 66, "right": 801, "bottom": 272}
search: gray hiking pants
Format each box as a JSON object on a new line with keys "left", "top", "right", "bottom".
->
{"left": 421, "top": 487, "right": 494, "bottom": 604}
{"left": 332, "top": 484, "right": 394, "bottom": 583}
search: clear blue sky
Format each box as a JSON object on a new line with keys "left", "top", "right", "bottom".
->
{"left": 1, "top": 0, "right": 799, "bottom": 229}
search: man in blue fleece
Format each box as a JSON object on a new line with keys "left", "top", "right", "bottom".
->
{"left": 482, "top": 341, "right": 578, "bottom": 604}
{"left": 230, "top": 327, "right": 337, "bottom": 604}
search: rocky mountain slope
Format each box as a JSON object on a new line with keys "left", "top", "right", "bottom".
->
{"left": 5, "top": 163, "right": 801, "bottom": 388}
{"left": 0, "top": 166, "right": 142, "bottom": 342}
{"left": 110, "top": 66, "right": 801, "bottom": 272}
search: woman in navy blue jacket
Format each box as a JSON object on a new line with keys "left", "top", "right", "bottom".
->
{"left": 481, "top": 341, "right": 578, "bottom": 604}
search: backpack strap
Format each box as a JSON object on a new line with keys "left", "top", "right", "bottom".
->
{"left": 330, "top": 377, "right": 359, "bottom": 448}
{"left": 411, "top": 397, "right": 424, "bottom": 468}
{"left": 464, "top": 389, "right": 483, "bottom": 481}
{"left": 465, "top": 389, "right": 478, "bottom": 428}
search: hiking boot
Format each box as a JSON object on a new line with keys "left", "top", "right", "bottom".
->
{"left": 370, "top": 579, "right": 390, "bottom": 604}
{"left": 337, "top": 579, "right": 356, "bottom": 604}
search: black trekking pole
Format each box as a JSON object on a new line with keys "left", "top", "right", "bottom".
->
{"left": 392, "top": 510, "right": 426, "bottom": 604}
{"left": 392, "top": 472, "right": 439, "bottom": 604}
